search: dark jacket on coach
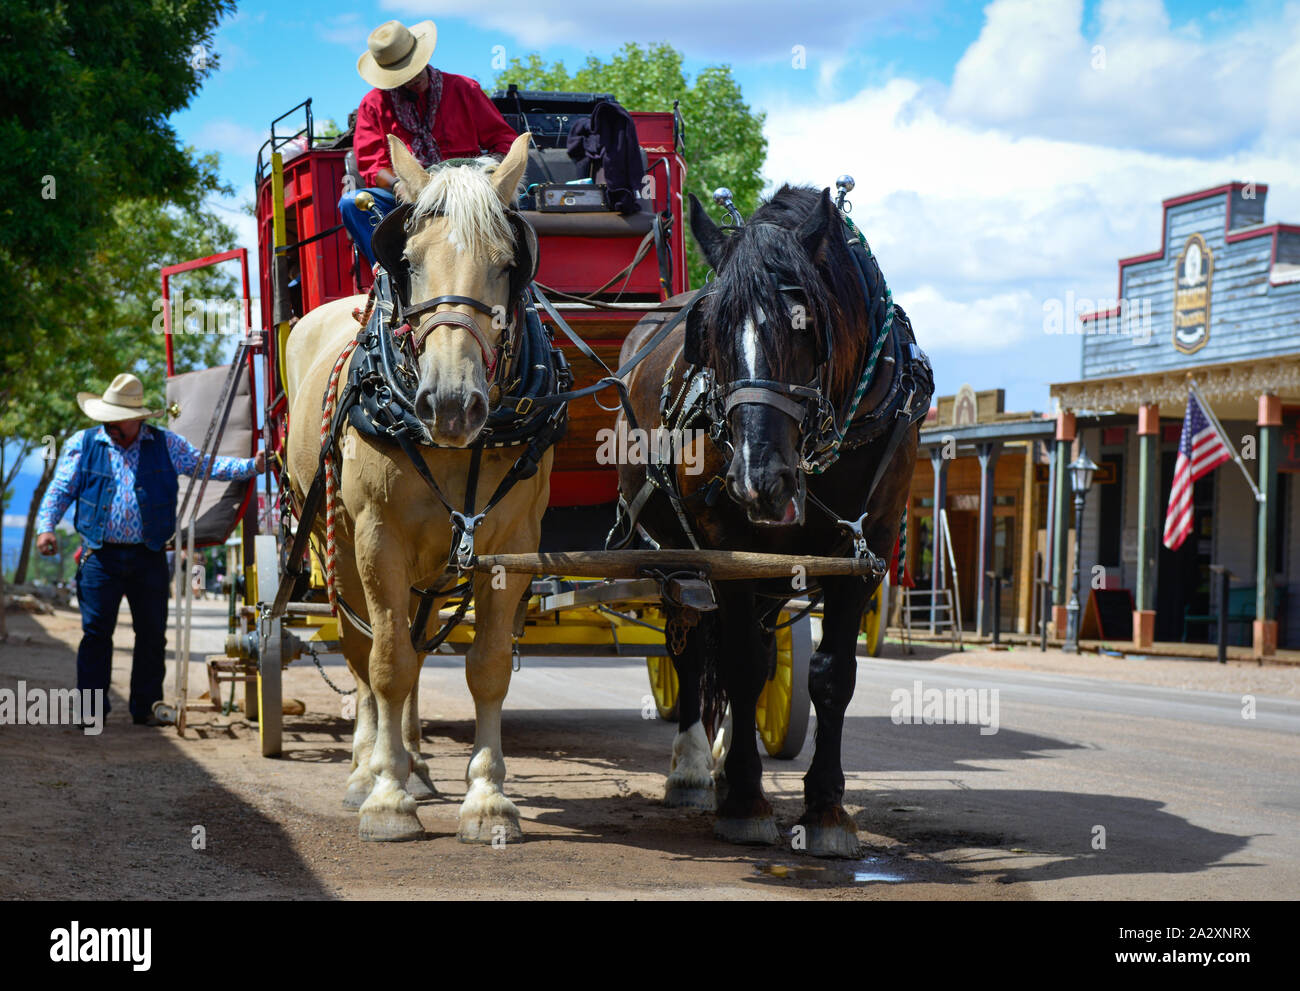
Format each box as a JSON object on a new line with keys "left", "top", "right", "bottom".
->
{"left": 566, "top": 99, "right": 646, "bottom": 215}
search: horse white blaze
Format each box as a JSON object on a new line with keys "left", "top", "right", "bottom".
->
{"left": 737, "top": 310, "right": 767, "bottom": 499}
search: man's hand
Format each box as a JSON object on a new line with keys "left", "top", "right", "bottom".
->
{"left": 36, "top": 532, "right": 58, "bottom": 556}
{"left": 254, "top": 450, "right": 267, "bottom": 474}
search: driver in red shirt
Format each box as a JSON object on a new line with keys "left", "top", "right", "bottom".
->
{"left": 340, "top": 20, "right": 519, "bottom": 265}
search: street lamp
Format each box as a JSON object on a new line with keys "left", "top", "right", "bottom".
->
{"left": 1062, "top": 443, "right": 1099, "bottom": 654}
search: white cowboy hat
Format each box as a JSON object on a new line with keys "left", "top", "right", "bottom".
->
{"left": 357, "top": 20, "right": 437, "bottom": 90}
{"left": 76, "top": 374, "right": 162, "bottom": 422}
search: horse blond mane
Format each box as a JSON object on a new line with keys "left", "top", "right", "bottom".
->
{"left": 410, "top": 157, "right": 516, "bottom": 264}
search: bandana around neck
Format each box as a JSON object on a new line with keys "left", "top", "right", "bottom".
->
{"left": 386, "top": 66, "right": 444, "bottom": 167}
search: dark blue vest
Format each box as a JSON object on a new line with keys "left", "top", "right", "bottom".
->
{"left": 74, "top": 425, "right": 178, "bottom": 551}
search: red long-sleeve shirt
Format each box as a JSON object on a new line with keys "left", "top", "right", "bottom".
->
{"left": 352, "top": 72, "right": 518, "bottom": 186}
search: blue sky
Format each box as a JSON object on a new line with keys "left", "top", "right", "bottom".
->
{"left": 9, "top": 0, "right": 1300, "bottom": 552}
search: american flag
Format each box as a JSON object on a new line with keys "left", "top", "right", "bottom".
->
{"left": 1163, "top": 390, "right": 1232, "bottom": 551}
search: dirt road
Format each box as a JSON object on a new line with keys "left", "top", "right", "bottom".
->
{"left": 1, "top": 602, "right": 1294, "bottom": 900}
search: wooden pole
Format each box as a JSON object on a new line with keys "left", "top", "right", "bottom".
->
{"left": 474, "top": 549, "right": 882, "bottom": 581}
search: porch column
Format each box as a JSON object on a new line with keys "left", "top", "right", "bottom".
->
{"left": 1133, "top": 402, "right": 1160, "bottom": 648}
{"left": 929, "top": 447, "right": 949, "bottom": 633}
{"left": 976, "top": 441, "right": 1002, "bottom": 636}
{"left": 1255, "top": 394, "right": 1281, "bottom": 658}
{"left": 1051, "top": 411, "right": 1076, "bottom": 637}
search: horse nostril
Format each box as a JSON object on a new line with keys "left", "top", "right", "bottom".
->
{"left": 415, "top": 388, "right": 435, "bottom": 423}
{"left": 466, "top": 392, "right": 487, "bottom": 429}
{"left": 774, "top": 468, "right": 797, "bottom": 499}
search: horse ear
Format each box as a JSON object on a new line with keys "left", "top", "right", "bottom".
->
{"left": 684, "top": 293, "right": 706, "bottom": 365}
{"left": 797, "top": 187, "right": 835, "bottom": 258}
{"left": 491, "top": 132, "right": 532, "bottom": 207}
{"left": 689, "top": 193, "right": 726, "bottom": 271}
{"left": 388, "top": 135, "right": 430, "bottom": 202}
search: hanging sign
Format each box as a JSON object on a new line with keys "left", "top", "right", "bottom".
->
{"left": 1173, "top": 232, "right": 1213, "bottom": 355}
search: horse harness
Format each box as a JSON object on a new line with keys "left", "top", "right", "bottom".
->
{"left": 612, "top": 213, "right": 935, "bottom": 573}
{"left": 276, "top": 200, "right": 572, "bottom": 651}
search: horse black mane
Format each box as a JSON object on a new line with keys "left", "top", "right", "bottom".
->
{"left": 702, "top": 184, "right": 877, "bottom": 400}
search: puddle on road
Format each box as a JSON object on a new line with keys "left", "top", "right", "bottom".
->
{"left": 755, "top": 855, "right": 907, "bottom": 885}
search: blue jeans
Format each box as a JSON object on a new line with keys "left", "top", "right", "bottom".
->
{"left": 339, "top": 187, "right": 397, "bottom": 266}
{"left": 76, "top": 544, "right": 170, "bottom": 721}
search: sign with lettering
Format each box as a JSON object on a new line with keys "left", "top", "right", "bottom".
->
{"left": 1173, "top": 232, "right": 1213, "bottom": 355}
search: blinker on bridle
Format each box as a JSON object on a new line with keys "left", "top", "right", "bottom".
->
{"left": 687, "top": 187, "right": 853, "bottom": 476}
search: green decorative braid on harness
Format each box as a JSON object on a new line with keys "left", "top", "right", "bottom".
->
{"left": 807, "top": 211, "right": 895, "bottom": 475}
{"left": 897, "top": 503, "right": 908, "bottom": 584}
{"left": 822, "top": 212, "right": 910, "bottom": 580}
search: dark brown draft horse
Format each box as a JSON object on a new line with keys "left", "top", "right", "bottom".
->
{"left": 615, "top": 184, "right": 933, "bottom": 857}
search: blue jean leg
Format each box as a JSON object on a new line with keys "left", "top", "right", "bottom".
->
{"left": 124, "top": 548, "right": 170, "bottom": 720}
{"left": 76, "top": 550, "right": 124, "bottom": 716}
{"left": 339, "top": 187, "right": 397, "bottom": 266}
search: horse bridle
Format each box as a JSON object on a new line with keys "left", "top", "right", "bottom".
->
{"left": 372, "top": 201, "right": 539, "bottom": 384}
{"left": 685, "top": 280, "right": 843, "bottom": 471}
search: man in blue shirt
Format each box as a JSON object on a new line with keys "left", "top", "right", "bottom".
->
{"left": 36, "top": 374, "right": 264, "bottom": 726}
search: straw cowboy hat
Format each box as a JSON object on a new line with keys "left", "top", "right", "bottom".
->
{"left": 357, "top": 20, "right": 438, "bottom": 89}
{"left": 77, "top": 374, "right": 162, "bottom": 422}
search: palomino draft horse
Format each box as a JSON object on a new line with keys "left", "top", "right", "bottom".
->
{"left": 285, "top": 132, "right": 551, "bottom": 843}
{"left": 616, "top": 184, "right": 932, "bottom": 857}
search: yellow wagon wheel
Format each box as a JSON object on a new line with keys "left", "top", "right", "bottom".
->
{"left": 861, "top": 572, "right": 890, "bottom": 657}
{"left": 755, "top": 611, "right": 813, "bottom": 759}
{"left": 645, "top": 654, "right": 679, "bottom": 721}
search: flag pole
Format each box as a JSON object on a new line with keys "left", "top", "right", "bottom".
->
{"left": 1188, "top": 379, "right": 1263, "bottom": 503}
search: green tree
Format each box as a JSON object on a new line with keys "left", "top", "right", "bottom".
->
{"left": 492, "top": 43, "right": 767, "bottom": 289}
{"left": 0, "top": 0, "right": 237, "bottom": 613}
{"left": 2, "top": 154, "right": 239, "bottom": 586}
{"left": 0, "top": 0, "right": 235, "bottom": 278}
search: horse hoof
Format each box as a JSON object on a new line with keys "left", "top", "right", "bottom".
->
{"left": 458, "top": 816, "right": 523, "bottom": 845}
{"left": 714, "top": 816, "right": 780, "bottom": 846}
{"left": 358, "top": 807, "right": 424, "bottom": 842}
{"left": 408, "top": 770, "right": 439, "bottom": 800}
{"left": 803, "top": 824, "right": 862, "bottom": 859}
{"left": 665, "top": 785, "right": 716, "bottom": 810}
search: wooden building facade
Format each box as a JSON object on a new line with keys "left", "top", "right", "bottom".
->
{"left": 1050, "top": 182, "right": 1300, "bottom": 655}
{"left": 909, "top": 387, "right": 1054, "bottom": 636}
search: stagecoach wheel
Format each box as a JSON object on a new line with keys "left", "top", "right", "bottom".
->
{"left": 645, "top": 655, "right": 679, "bottom": 721}
{"left": 253, "top": 534, "right": 283, "bottom": 757}
{"left": 862, "top": 572, "right": 890, "bottom": 657}
{"left": 756, "top": 611, "right": 812, "bottom": 760}
{"left": 151, "top": 701, "right": 178, "bottom": 726}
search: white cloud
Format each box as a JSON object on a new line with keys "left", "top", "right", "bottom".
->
{"left": 384, "top": 0, "right": 929, "bottom": 55}
{"left": 894, "top": 285, "right": 1035, "bottom": 352}
{"left": 945, "top": 0, "right": 1297, "bottom": 155}
{"left": 195, "top": 120, "right": 267, "bottom": 164}
{"left": 757, "top": 68, "right": 1300, "bottom": 408}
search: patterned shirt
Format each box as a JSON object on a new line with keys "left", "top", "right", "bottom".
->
{"left": 36, "top": 426, "right": 259, "bottom": 542}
